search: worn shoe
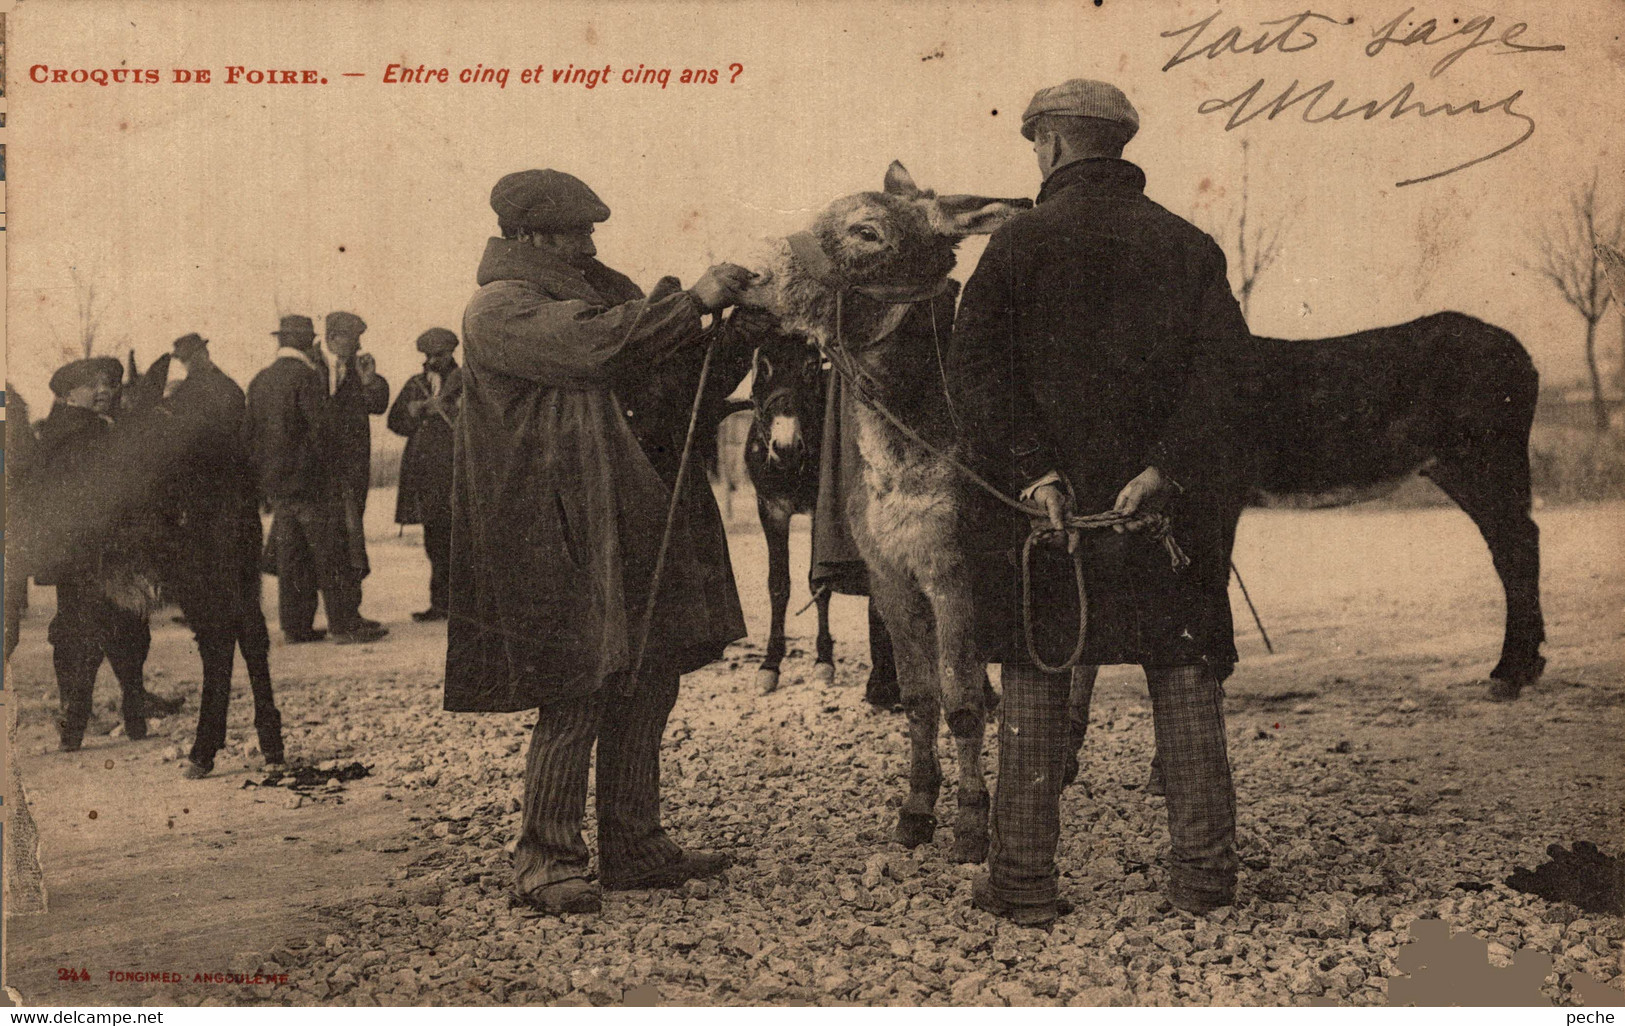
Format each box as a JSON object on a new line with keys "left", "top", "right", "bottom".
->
{"left": 283, "top": 628, "right": 328, "bottom": 644}
{"left": 602, "top": 850, "right": 732, "bottom": 891}
{"left": 332, "top": 624, "right": 389, "bottom": 644}
{"left": 971, "top": 873, "right": 1071, "bottom": 928}
{"left": 515, "top": 878, "right": 602, "bottom": 914}
{"left": 411, "top": 608, "right": 449, "bottom": 623}
{"left": 59, "top": 735, "right": 84, "bottom": 753}
{"left": 181, "top": 759, "right": 213, "bottom": 780}
{"left": 125, "top": 720, "right": 149, "bottom": 742}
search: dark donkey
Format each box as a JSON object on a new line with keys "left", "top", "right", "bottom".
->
{"left": 742, "top": 330, "right": 899, "bottom": 696}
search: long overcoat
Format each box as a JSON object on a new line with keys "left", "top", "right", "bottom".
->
{"left": 948, "top": 158, "right": 1255, "bottom": 672}
{"left": 444, "top": 238, "right": 746, "bottom": 712}
{"left": 386, "top": 362, "right": 462, "bottom": 525}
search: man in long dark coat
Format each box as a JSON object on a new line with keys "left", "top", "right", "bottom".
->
{"left": 949, "top": 80, "right": 1254, "bottom": 924}
{"left": 386, "top": 328, "right": 463, "bottom": 622}
{"left": 24, "top": 358, "right": 155, "bottom": 749}
{"left": 322, "top": 311, "right": 390, "bottom": 625}
{"left": 160, "top": 334, "right": 285, "bottom": 778}
{"left": 245, "top": 316, "right": 386, "bottom": 644}
{"left": 447, "top": 168, "right": 753, "bottom": 914}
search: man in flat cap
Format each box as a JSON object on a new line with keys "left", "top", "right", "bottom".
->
{"left": 158, "top": 334, "right": 285, "bottom": 777}
{"left": 949, "top": 79, "right": 1253, "bottom": 924}
{"left": 387, "top": 328, "right": 463, "bottom": 622}
{"left": 446, "top": 168, "right": 755, "bottom": 914}
{"left": 246, "top": 315, "right": 387, "bottom": 645}
{"left": 321, "top": 311, "right": 390, "bottom": 633}
{"left": 19, "top": 358, "right": 155, "bottom": 749}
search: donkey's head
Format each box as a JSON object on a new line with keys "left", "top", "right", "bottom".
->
{"left": 745, "top": 163, "right": 1030, "bottom": 350}
{"left": 748, "top": 331, "right": 824, "bottom": 471}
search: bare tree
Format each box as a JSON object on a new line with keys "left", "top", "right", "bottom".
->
{"left": 1535, "top": 175, "right": 1624, "bottom": 433}
{"left": 1225, "top": 139, "right": 1292, "bottom": 323}
{"left": 69, "top": 265, "right": 107, "bottom": 359}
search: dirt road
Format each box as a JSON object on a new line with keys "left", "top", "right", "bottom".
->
{"left": 5, "top": 496, "right": 1622, "bottom": 1006}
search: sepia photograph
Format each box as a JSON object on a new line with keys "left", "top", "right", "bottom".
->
{"left": 2, "top": 0, "right": 1622, "bottom": 1010}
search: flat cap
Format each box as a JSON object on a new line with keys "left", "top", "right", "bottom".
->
{"left": 325, "top": 311, "right": 368, "bottom": 339}
{"left": 415, "top": 328, "right": 459, "bottom": 355}
{"left": 172, "top": 333, "right": 209, "bottom": 359}
{"left": 1021, "top": 79, "right": 1140, "bottom": 141}
{"left": 272, "top": 315, "right": 316, "bottom": 340}
{"left": 490, "top": 169, "right": 610, "bottom": 232}
{"left": 49, "top": 356, "right": 122, "bottom": 397}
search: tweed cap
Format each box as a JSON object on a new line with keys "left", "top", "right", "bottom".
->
{"left": 1021, "top": 79, "right": 1140, "bottom": 141}
{"left": 49, "top": 356, "right": 122, "bottom": 397}
{"left": 172, "top": 333, "right": 209, "bottom": 359}
{"left": 325, "top": 311, "right": 368, "bottom": 339}
{"left": 272, "top": 315, "right": 316, "bottom": 342}
{"left": 490, "top": 169, "right": 610, "bottom": 232}
{"left": 415, "top": 327, "right": 459, "bottom": 355}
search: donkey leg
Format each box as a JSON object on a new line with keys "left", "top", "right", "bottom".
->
{"left": 1428, "top": 453, "right": 1545, "bottom": 699}
{"left": 1064, "top": 664, "right": 1099, "bottom": 791}
{"left": 865, "top": 601, "right": 902, "bottom": 709}
{"left": 871, "top": 572, "right": 941, "bottom": 848}
{"left": 927, "top": 572, "right": 991, "bottom": 863}
{"left": 810, "top": 586, "right": 836, "bottom": 686}
{"left": 757, "top": 497, "right": 793, "bottom": 693}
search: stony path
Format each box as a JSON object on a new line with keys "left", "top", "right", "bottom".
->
{"left": 6, "top": 500, "right": 1622, "bottom": 1006}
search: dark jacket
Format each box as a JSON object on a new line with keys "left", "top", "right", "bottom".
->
{"left": 16, "top": 403, "right": 154, "bottom": 590}
{"left": 322, "top": 357, "right": 389, "bottom": 507}
{"left": 949, "top": 158, "right": 1253, "bottom": 670}
{"left": 445, "top": 238, "right": 747, "bottom": 712}
{"left": 245, "top": 350, "right": 330, "bottom": 504}
{"left": 386, "top": 362, "right": 462, "bottom": 525}
{"left": 154, "top": 364, "right": 264, "bottom": 622}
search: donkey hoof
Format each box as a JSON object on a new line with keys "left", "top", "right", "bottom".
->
{"left": 756, "top": 668, "right": 782, "bottom": 694}
{"left": 1485, "top": 678, "right": 1523, "bottom": 702}
{"left": 895, "top": 811, "right": 937, "bottom": 848}
{"left": 952, "top": 830, "right": 989, "bottom": 865}
{"left": 811, "top": 662, "right": 836, "bottom": 686}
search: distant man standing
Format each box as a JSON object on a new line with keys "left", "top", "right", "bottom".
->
{"left": 447, "top": 169, "right": 753, "bottom": 913}
{"left": 162, "top": 334, "right": 285, "bottom": 777}
{"left": 26, "top": 358, "right": 153, "bottom": 749}
{"left": 951, "top": 80, "right": 1252, "bottom": 924}
{"left": 246, "top": 315, "right": 387, "bottom": 645}
{"left": 322, "top": 311, "right": 390, "bottom": 627}
{"left": 386, "top": 328, "right": 462, "bottom": 622}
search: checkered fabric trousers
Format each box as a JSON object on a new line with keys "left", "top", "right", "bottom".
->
{"left": 989, "top": 661, "right": 1238, "bottom": 909}
{"left": 513, "top": 670, "right": 685, "bottom": 896}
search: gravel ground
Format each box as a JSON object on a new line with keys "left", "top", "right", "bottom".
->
{"left": 7, "top": 498, "right": 1623, "bottom": 1006}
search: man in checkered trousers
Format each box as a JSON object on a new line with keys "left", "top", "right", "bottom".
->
{"left": 949, "top": 79, "right": 1255, "bottom": 925}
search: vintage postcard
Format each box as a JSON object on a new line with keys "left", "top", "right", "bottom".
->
{"left": 2, "top": 0, "right": 1622, "bottom": 1010}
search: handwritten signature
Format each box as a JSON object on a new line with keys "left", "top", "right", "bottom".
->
{"left": 1160, "top": 8, "right": 1565, "bottom": 186}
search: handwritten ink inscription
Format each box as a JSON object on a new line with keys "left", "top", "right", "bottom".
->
{"left": 1160, "top": 7, "right": 1565, "bottom": 187}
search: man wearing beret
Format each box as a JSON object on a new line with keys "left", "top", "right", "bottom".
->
{"left": 949, "top": 80, "right": 1253, "bottom": 924}
{"left": 321, "top": 311, "right": 391, "bottom": 632}
{"left": 20, "top": 358, "right": 155, "bottom": 749}
{"left": 386, "top": 328, "right": 463, "bottom": 622}
{"left": 246, "top": 315, "right": 387, "bottom": 645}
{"left": 159, "top": 334, "right": 285, "bottom": 777}
{"left": 446, "top": 168, "right": 754, "bottom": 913}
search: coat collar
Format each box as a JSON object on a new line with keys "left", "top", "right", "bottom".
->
{"left": 475, "top": 237, "right": 643, "bottom": 305}
{"left": 1037, "top": 158, "right": 1147, "bottom": 205}
{"left": 275, "top": 346, "right": 321, "bottom": 372}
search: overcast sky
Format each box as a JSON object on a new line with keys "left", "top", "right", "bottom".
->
{"left": 6, "top": 0, "right": 1623, "bottom": 412}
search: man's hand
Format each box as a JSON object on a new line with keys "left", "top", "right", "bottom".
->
{"left": 407, "top": 399, "right": 427, "bottom": 418}
{"left": 689, "top": 263, "right": 757, "bottom": 312}
{"left": 1112, "top": 466, "right": 1173, "bottom": 532}
{"left": 356, "top": 352, "right": 377, "bottom": 385}
{"left": 1029, "top": 482, "right": 1078, "bottom": 553}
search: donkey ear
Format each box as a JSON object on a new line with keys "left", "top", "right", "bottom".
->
{"left": 883, "top": 161, "right": 921, "bottom": 198}
{"left": 933, "top": 194, "right": 1034, "bottom": 236}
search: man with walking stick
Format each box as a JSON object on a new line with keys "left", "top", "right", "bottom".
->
{"left": 445, "top": 169, "right": 754, "bottom": 914}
